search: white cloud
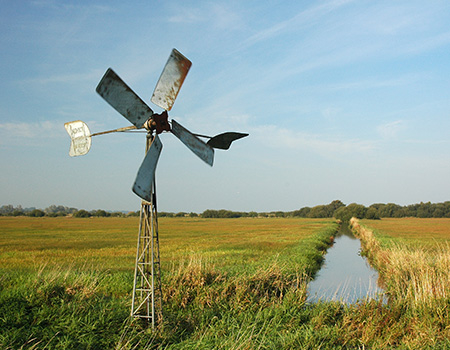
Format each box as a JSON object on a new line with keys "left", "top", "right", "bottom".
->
{"left": 0, "top": 120, "right": 62, "bottom": 141}
{"left": 242, "top": 0, "right": 355, "bottom": 48}
{"left": 376, "top": 120, "right": 404, "bottom": 139}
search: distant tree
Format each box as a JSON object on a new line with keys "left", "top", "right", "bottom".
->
{"left": 444, "top": 202, "right": 450, "bottom": 218}
{"left": 347, "top": 203, "right": 367, "bottom": 218}
{"left": 159, "top": 212, "right": 174, "bottom": 218}
{"left": 308, "top": 205, "right": 328, "bottom": 218}
{"left": 417, "top": 202, "right": 432, "bottom": 218}
{"left": 47, "top": 211, "right": 66, "bottom": 217}
{"left": 334, "top": 203, "right": 367, "bottom": 222}
{"left": 334, "top": 206, "right": 352, "bottom": 223}
{"left": 365, "top": 207, "right": 380, "bottom": 220}
{"left": 433, "top": 207, "right": 444, "bottom": 218}
{"left": 92, "top": 209, "right": 109, "bottom": 217}
{"left": 292, "top": 207, "right": 311, "bottom": 217}
{"left": 11, "top": 209, "right": 25, "bottom": 216}
{"left": 371, "top": 203, "right": 384, "bottom": 210}
{"left": 378, "top": 203, "right": 402, "bottom": 218}
{"left": 201, "top": 209, "right": 244, "bottom": 218}
{"left": 327, "top": 200, "right": 345, "bottom": 213}
{"left": 202, "top": 210, "right": 216, "bottom": 218}
{"left": 73, "top": 210, "right": 91, "bottom": 218}
{"left": 28, "top": 209, "right": 45, "bottom": 217}
{"left": 0, "top": 205, "right": 15, "bottom": 215}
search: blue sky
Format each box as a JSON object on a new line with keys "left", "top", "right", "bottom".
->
{"left": 1, "top": 0, "right": 449, "bottom": 213}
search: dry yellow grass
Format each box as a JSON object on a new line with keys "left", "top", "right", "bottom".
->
{"left": 351, "top": 217, "right": 450, "bottom": 308}
{"left": 360, "top": 217, "right": 450, "bottom": 249}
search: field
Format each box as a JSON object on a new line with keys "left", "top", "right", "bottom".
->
{"left": 360, "top": 217, "right": 450, "bottom": 249}
{"left": 0, "top": 217, "right": 338, "bottom": 349}
{"left": 1, "top": 216, "right": 450, "bottom": 349}
{"left": 0, "top": 217, "right": 333, "bottom": 273}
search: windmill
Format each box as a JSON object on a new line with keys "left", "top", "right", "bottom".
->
{"left": 65, "top": 49, "right": 248, "bottom": 327}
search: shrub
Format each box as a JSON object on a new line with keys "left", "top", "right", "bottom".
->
{"left": 28, "top": 209, "right": 45, "bottom": 217}
{"left": 73, "top": 210, "right": 91, "bottom": 218}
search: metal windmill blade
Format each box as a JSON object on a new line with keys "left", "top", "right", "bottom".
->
{"left": 171, "top": 119, "right": 214, "bottom": 166}
{"left": 96, "top": 68, "right": 153, "bottom": 129}
{"left": 151, "top": 48, "right": 192, "bottom": 111}
{"left": 132, "top": 135, "right": 163, "bottom": 202}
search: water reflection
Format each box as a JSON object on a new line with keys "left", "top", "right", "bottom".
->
{"left": 307, "top": 224, "right": 384, "bottom": 304}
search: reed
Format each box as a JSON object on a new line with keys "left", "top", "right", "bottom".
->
{"left": 351, "top": 217, "right": 450, "bottom": 307}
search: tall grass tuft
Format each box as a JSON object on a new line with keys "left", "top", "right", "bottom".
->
{"left": 382, "top": 245, "right": 450, "bottom": 308}
{"left": 348, "top": 218, "right": 450, "bottom": 348}
{"left": 351, "top": 218, "right": 450, "bottom": 308}
{"left": 164, "top": 254, "right": 309, "bottom": 311}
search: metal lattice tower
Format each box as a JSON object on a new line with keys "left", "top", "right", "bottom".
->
{"left": 131, "top": 134, "right": 162, "bottom": 326}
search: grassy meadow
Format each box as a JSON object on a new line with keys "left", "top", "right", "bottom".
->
{"left": 1, "top": 216, "right": 339, "bottom": 349}
{"left": 359, "top": 217, "right": 450, "bottom": 249}
{"left": 1, "top": 216, "right": 450, "bottom": 349}
{"left": 0, "top": 216, "right": 333, "bottom": 273}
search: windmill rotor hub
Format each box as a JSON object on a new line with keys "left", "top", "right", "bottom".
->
{"left": 144, "top": 111, "right": 171, "bottom": 134}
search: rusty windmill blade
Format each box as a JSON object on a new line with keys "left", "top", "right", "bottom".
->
{"left": 151, "top": 49, "right": 192, "bottom": 111}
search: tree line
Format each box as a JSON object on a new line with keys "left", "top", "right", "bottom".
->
{"left": 2, "top": 201, "right": 450, "bottom": 220}
{"left": 0, "top": 205, "right": 129, "bottom": 218}
{"left": 201, "top": 201, "right": 450, "bottom": 221}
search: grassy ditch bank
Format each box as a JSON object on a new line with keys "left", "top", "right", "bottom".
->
{"left": 350, "top": 218, "right": 450, "bottom": 347}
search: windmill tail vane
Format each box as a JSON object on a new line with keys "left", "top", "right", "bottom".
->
{"left": 64, "top": 48, "right": 248, "bottom": 202}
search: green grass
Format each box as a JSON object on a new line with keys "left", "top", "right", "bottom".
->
{"left": 2, "top": 217, "right": 450, "bottom": 349}
{"left": 0, "top": 217, "right": 339, "bottom": 349}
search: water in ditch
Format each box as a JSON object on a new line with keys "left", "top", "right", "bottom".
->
{"left": 307, "top": 224, "right": 384, "bottom": 303}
